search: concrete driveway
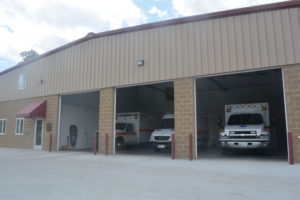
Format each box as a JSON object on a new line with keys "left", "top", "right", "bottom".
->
{"left": 0, "top": 148, "right": 298, "bottom": 200}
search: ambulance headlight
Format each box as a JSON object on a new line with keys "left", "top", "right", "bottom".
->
{"left": 260, "top": 134, "right": 269, "bottom": 139}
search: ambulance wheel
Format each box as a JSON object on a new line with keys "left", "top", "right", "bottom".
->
{"left": 154, "top": 147, "right": 161, "bottom": 152}
{"left": 221, "top": 148, "right": 230, "bottom": 155}
{"left": 116, "top": 138, "right": 124, "bottom": 151}
{"left": 263, "top": 147, "right": 272, "bottom": 156}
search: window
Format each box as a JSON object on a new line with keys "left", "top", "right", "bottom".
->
{"left": 227, "top": 114, "right": 263, "bottom": 125}
{"left": 18, "top": 73, "right": 27, "bottom": 90}
{"left": 126, "top": 124, "right": 134, "bottom": 132}
{"left": 15, "top": 118, "right": 24, "bottom": 135}
{"left": 116, "top": 123, "right": 126, "bottom": 130}
{"left": 0, "top": 119, "right": 6, "bottom": 134}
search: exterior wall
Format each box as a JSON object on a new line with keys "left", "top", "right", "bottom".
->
{"left": 283, "top": 65, "right": 300, "bottom": 163}
{"left": 174, "top": 78, "right": 196, "bottom": 159}
{"left": 0, "top": 95, "right": 59, "bottom": 150}
{"left": 1, "top": 8, "right": 300, "bottom": 102}
{"left": 99, "top": 88, "right": 115, "bottom": 154}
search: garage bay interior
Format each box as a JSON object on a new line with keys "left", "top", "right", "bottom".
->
{"left": 59, "top": 91, "right": 99, "bottom": 151}
{"left": 196, "top": 69, "right": 287, "bottom": 159}
{"left": 115, "top": 82, "right": 174, "bottom": 155}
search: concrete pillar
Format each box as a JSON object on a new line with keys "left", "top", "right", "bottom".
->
{"left": 43, "top": 95, "right": 60, "bottom": 151}
{"left": 283, "top": 65, "right": 300, "bottom": 163}
{"left": 174, "top": 78, "right": 197, "bottom": 159}
{"left": 99, "top": 88, "right": 115, "bottom": 155}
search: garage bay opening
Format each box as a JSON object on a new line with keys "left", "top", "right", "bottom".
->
{"left": 196, "top": 69, "right": 287, "bottom": 159}
{"left": 59, "top": 91, "right": 99, "bottom": 152}
{"left": 115, "top": 82, "right": 174, "bottom": 156}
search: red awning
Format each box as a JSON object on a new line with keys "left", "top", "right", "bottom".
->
{"left": 16, "top": 100, "right": 47, "bottom": 118}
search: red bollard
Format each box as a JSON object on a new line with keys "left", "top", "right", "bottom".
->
{"left": 93, "top": 132, "right": 97, "bottom": 155}
{"left": 189, "top": 134, "right": 193, "bottom": 161}
{"left": 171, "top": 134, "right": 175, "bottom": 159}
{"left": 49, "top": 133, "right": 52, "bottom": 152}
{"left": 288, "top": 132, "right": 294, "bottom": 165}
{"left": 105, "top": 134, "right": 109, "bottom": 155}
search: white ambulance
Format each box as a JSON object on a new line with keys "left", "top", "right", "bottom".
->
{"left": 115, "top": 112, "right": 158, "bottom": 150}
{"left": 149, "top": 113, "right": 175, "bottom": 150}
{"left": 219, "top": 103, "right": 271, "bottom": 154}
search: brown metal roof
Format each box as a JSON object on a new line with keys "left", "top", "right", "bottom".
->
{"left": 1, "top": 0, "right": 300, "bottom": 76}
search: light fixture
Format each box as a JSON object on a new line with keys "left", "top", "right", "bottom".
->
{"left": 137, "top": 60, "right": 144, "bottom": 67}
{"left": 37, "top": 79, "right": 44, "bottom": 84}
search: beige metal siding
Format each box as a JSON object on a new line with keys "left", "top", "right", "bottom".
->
{"left": 1, "top": 8, "right": 300, "bottom": 102}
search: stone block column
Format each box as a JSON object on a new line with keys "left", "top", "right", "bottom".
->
{"left": 174, "top": 78, "right": 197, "bottom": 159}
{"left": 99, "top": 88, "right": 115, "bottom": 155}
{"left": 283, "top": 65, "right": 300, "bottom": 163}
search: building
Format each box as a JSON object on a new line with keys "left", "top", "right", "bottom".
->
{"left": 0, "top": 1, "right": 299, "bottom": 162}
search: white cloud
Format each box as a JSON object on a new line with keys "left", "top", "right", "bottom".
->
{"left": 148, "top": 6, "right": 168, "bottom": 18}
{"left": 172, "top": 0, "right": 286, "bottom": 16}
{"left": 0, "top": 0, "right": 146, "bottom": 63}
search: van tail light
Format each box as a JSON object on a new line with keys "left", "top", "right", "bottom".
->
{"left": 264, "top": 127, "right": 271, "bottom": 133}
{"left": 219, "top": 129, "right": 224, "bottom": 133}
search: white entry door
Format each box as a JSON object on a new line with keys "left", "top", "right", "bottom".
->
{"left": 34, "top": 119, "right": 44, "bottom": 150}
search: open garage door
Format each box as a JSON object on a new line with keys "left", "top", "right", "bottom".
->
{"left": 58, "top": 91, "right": 99, "bottom": 151}
{"left": 196, "top": 69, "right": 287, "bottom": 159}
{"left": 115, "top": 82, "right": 174, "bottom": 156}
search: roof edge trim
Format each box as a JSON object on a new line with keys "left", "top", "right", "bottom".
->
{"left": 1, "top": 0, "right": 299, "bottom": 76}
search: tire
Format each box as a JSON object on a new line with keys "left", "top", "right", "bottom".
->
{"left": 115, "top": 137, "right": 124, "bottom": 151}
{"left": 154, "top": 147, "right": 161, "bottom": 152}
{"left": 221, "top": 148, "right": 230, "bottom": 155}
{"left": 263, "top": 147, "right": 272, "bottom": 156}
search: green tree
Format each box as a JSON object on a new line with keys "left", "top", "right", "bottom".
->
{"left": 19, "top": 50, "right": 39, "bottom": 63}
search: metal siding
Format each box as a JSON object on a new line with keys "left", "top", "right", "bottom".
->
{"left": 281, "top": 9, "right": 295, "bottom": 64}
{"left": 181, "top": 23, "right": 189, "bottom": 77}
{"left": 134, "top": 31, "right": 139, "bottom": 84}
{"left": 175, "top": 25, "right": 183, "bottom": 78}
{"left": 206, "top": 20, "right": 215, "bottom": 74}
{"left": 213, "top": 19, "right": 223, "bottom": 73}
{"left": 154, "top": 28, "right": 160, "bottom": 81}
{"left": 199, "top": 20, "right": 209, "bottom": 75}
{"left": 1, "top": 8, "right": 300, "bottom": 102}
{"left": 194, "top": 21, "right": 201, "bottom": 76}
{"left": 265, "top": 11, "right": 277, "bottom": 66}
{"left": 148, "top": 29, "right": 154, "bottom": 82}
{"left": 257, "top": 12, "right": 269, "bottom": 67}
{"left": 249, "top": 13, "right": 261, "bottom": 69}
{"left": 241, "top": 14, "right": 253, "bottom": 70}
{"left": 165, "top": 27, "right": 172, "bottom": 80}
{"left": 273, "top": 10, "right": 287, "bottom": 66}
{"left": 235, "top": 15, "right": 246, "bottom": 70}
{"left": 290, "top": 8, "right": 300, "bottom": 63}
{"left": 170, "top": 25, "right": 177, "bottom": 79}
{"left": 227, "top": 16, "right": 238, "bottom": 71}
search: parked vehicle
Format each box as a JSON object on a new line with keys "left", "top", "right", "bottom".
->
{"left": 115, "top": 112, "right": 157, "bottom": 150}
{"left": 150, "top": 113, "right": 174, "bottom": 150}
{"left": 150, "top": 113, "right": 209, "bottom": 151}
{"left": 219, "top": 103, "right": 271, "bottom": 154}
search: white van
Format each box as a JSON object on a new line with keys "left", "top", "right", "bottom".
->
{"left": 149, "top": 113, "right": 174, "bottom": 150}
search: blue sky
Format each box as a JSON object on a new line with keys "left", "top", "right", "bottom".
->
{"left": 0, "top": 0, "right": 285, "bottom": 72}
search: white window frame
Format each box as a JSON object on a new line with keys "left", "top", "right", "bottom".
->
{"left": 18, "top": 73, "right": 27, "bottom": 90}
{"left": 0, "top": 119, "right": 6, "bottom": 135}
{"left": 15, "top": 118, "right": 24, "bottom": 135}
